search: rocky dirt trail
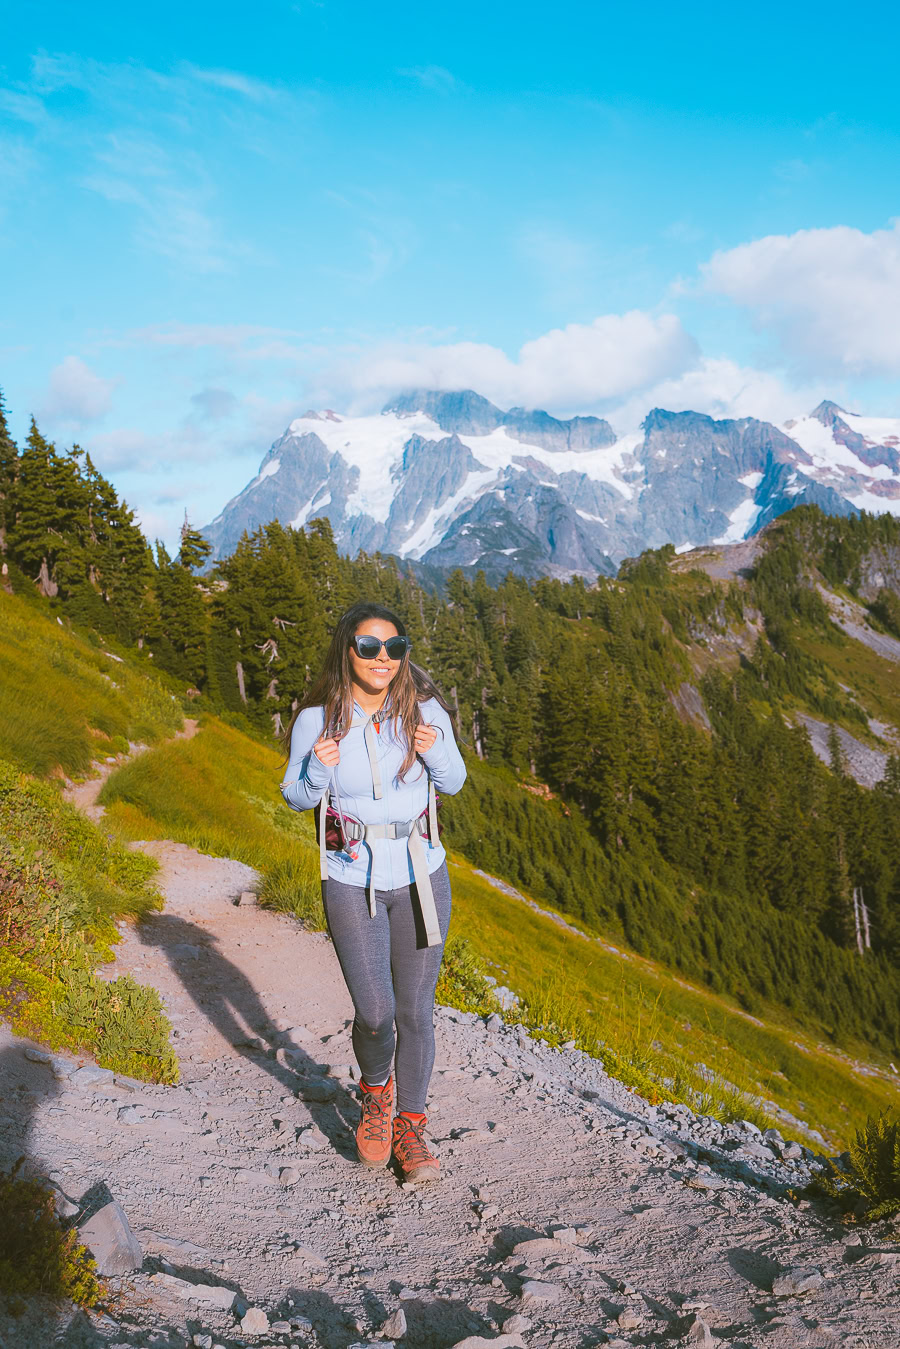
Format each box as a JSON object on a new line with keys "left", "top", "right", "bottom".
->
{"left": 1, "top": 744, "right": 898, "bottom": 1349}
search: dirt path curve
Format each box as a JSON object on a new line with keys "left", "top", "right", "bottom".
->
{"left": 62, "top": 720, "right": 201, "bottom": 823}
{"left": 1, "top": 732, "right": 897, "bottom": 1348}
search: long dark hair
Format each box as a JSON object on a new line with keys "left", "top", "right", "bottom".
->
{"left": 282, "top": 601, "right": 453, "bottom": 780}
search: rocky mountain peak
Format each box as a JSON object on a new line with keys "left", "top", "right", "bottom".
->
{"left": 383, "top": 389, "right": 503, "bottom": 435}
{"left": 810, "top": 399, "right": 854, "bottom": 426}
{"left": 299, "top": 408, "right": 343, "bottom": 423}
{"left": 502, "top": 406, "right": 616, "bottom": 452}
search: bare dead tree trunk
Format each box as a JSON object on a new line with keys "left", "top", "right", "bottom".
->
{"left": 860, "top": 891, "right": 872, "bottom": 949}
{"left": 1, "top": 562, "right": 11, "bottom": 594}
{"left": 37, "top": 558, "right": 58, "bottom": 598}
{"left": 236, "top": 661, "right": 247, "bottom": 705}
{"left": 852, "top": 887, "right": 865, "bottom": 956}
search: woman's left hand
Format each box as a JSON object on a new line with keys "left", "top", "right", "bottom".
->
{"left": 414, "top": 722, "right": 438, "bottom": 754}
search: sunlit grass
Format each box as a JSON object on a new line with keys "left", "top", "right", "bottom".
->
{"left": 800, "top": 630, "right": 900, "bottom": 734}
{"left": 100, "top": 714, "right": 325, "bottom": 929}
{"left": 0, "top": 591, "right": 182, "bottom": 777}
{"left": 446, "top": 861, "right": 899, "bottom": 1148}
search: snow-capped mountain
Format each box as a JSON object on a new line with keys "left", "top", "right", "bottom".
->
{"left": 200, "top": 391, "right": 900, "bottom": 579}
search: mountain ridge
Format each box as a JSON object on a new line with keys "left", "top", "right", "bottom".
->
{"left": 201, "top": 389, "right": 900, "bottom": 580}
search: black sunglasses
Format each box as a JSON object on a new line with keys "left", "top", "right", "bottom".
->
{"left": 351, "top": 634, "right": 411, "bottom": 661}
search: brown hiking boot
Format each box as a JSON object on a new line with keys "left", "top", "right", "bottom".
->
{"left": 356, "top": 1077, "right": 394, "bottom": 1167}
{"left": 391, "top": 1112, "right": 440, "bottom": 1182}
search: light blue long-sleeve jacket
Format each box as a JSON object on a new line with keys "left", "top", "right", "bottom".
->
{"left": 280, "top": 697, "right": 467, "bottom": 891}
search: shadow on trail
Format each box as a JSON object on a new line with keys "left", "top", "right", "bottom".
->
{"left": 0, "top": 1044, "right": 106, "bottom": 1347}
{"left": 136, "top": 911, "right": 360, "bottom": 1157}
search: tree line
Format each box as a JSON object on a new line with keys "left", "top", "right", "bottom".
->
{"left": 1, "top": 392, "right": 898, "bottom": 1052}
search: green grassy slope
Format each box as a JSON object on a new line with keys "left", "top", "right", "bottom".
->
{"left": 0, "top": 591, "right": 182, "bottom": 776}
{"left": 0, "top": 591, "right": 181, "bottom": 1081}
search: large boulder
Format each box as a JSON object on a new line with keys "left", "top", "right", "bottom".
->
{"left": 78, "top": 1200, "right": 142, "bottom": 1275}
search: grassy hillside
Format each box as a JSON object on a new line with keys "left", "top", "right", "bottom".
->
{"left": 98, "top": 707, "right": 898, "bottom": 1149}
{"left": 0, "top": 590, "right": 182, "bottom": 777}
{"left": 0, "top": 591, "right": 181, "bottom": 1082}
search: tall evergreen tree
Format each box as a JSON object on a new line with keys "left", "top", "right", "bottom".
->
{"left": 151, "top": 540, "right": 209, "bottom": 686}
{"left": 0, "top": 387, "right": 17, "bottom": 557}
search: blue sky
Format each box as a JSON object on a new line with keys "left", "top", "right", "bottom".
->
{"left": 3, "top": 0, "right": 900, "bottom": 545}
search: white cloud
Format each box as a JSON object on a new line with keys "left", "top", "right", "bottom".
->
{"left": 83, "top": 132, "right": 235, "bottom": 274}
{"left": 397, "top": 65, "right": 459, "bottom": 94}
{"left": 42, "top": 356, "right": 114, "bottom": 423}
{"left": 702, "top": 220, "right": 900, "bottom": 376}
{"left": 609, "top": 357, "right": 827, "bottom": 433}
{"left": 19, "top": 54, "right": 298, "bottom": 275}
{"left": 336, "top": 311, "right": 697, "bottom": 413}
{"left": 182, "top": 65, "right": 278, "bottom": 101}
{"left": 0, "top": 89, "right": 49, "bottom": 126}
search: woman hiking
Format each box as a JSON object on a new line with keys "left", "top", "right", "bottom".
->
{"left": 280, "top": 601, "right": 467, "bottom": 1182}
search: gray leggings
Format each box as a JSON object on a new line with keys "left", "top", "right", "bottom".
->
{"left": 322, "top": 863, "right": 451, "bottom": 1114}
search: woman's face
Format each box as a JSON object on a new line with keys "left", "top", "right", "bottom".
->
{"left": 348, "top": 618, "right": 402, "bottom": 698}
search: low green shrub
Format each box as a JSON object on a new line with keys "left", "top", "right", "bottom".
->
{"left": 0, "top": 1161, "right": 100, "bottom": 1306}
{"left": 436, "top": 937, "right": 502, "bottom": 1016}
{"left": 0, "top": 761, "right": 177, "bottom": 1083}
{"left": 258, "top": 855, "right": 324, "bottom": 929}
{"left": 814, "top": 1112, "right": 900, "bottom": 1220}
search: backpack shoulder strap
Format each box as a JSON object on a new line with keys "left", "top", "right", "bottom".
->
{"left": 318, "top": 780, "right": 330, "bottom": 881}
{"left": 428, "top": 770, "right": 438, "bottom": 842}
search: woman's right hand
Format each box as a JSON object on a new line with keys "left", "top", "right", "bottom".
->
{"left": 313, "top": 735, "right": 341, "bottom": 768}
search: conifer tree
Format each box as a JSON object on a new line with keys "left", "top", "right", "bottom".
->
{"left": 151, "top": 540, "right": 209, "bottom": 686}
{"left": 0, "top": 387, "right": 17, "bottom": 556}
{"left": 11, "top": 419, "right": 78, "bottom": 595}
{"left": 177, "top": 514, "right": 213, "bottom": 571}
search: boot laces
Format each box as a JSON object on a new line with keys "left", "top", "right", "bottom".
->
{"left": 360, "top": 1087, "right": 391, "bottom": 1142}
{"left": 395, "top": 1115, "right": 433, "bottom": 1166}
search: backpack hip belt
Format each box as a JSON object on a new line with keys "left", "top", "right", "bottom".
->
{"left": 317, "top": 776, "right": 442, "bottom": 947}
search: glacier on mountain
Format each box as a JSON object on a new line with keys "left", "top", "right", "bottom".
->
{"left": 200, "top": 390, "right": 900, "bottom": 579}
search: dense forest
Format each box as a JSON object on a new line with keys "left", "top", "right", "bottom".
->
{"left": 2, "top": 391, "right": 899, "bottom": 1055}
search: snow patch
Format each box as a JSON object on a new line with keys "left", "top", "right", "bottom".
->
{"left": 714, "top": 496, "right": 762, "bottom": 544}
{"left": 401, "top": 464, "right": 499, "bottom": 559}
{"left": 738, "top": 471, "right": 763, "bottom": 489}
{"left": 785, "top": 417, "right": 896, "bottom": 481}
{"left": 847, "top": 489, "right": 900, "bottom": 516}
{"left": 841, "top": 411, "right": 900, "bottom": 447}
{"left": 675, "top": 542, "right": 695, "bottom": 554}
{"left": 289, "top": 495, "right": 317, "bottom": 528}
{"left": 238, "top": 457, "right": 281, "bottom": 501}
